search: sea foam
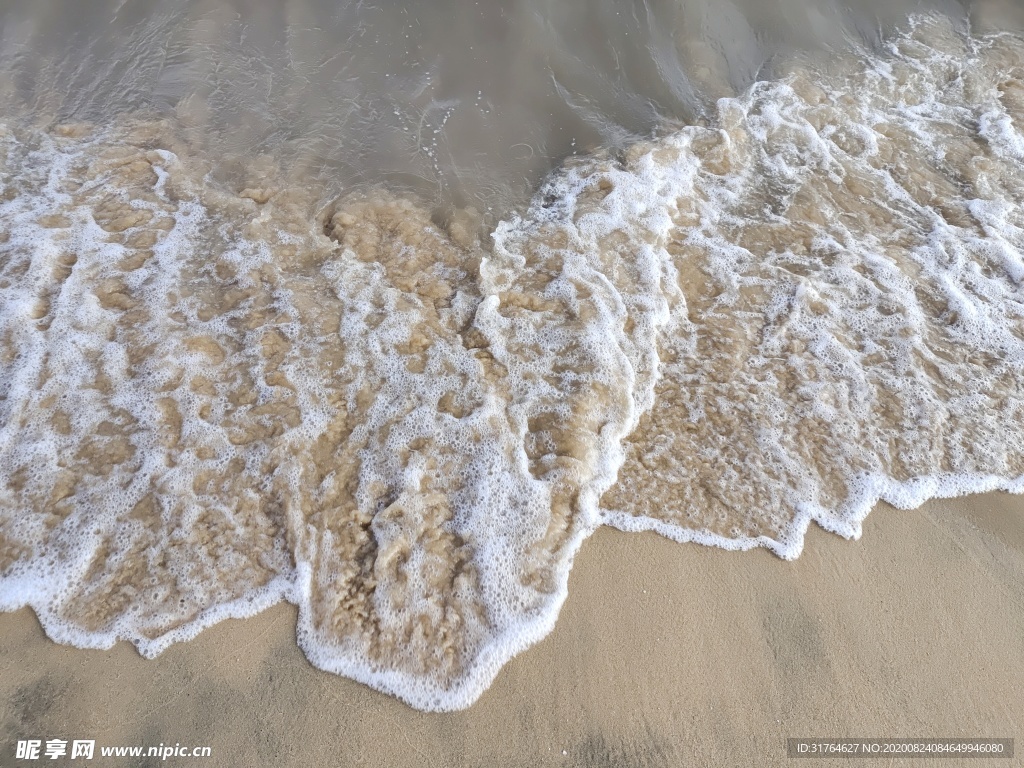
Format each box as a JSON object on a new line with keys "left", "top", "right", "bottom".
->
{"left": 2, "top": 15, "right": 1024, "bottom": 709}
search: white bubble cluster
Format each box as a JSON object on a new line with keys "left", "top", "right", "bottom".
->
{"left": 2, "top": 15, "right": 1024, "bottom": 710}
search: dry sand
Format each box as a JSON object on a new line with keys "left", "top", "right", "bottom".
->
{"left": 1, "top": 492, "right": 1021, "bottom": 768}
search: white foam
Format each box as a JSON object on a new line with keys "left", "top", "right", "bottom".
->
{"left": 3, "top": 15, "right": 1024, "bottom": 712}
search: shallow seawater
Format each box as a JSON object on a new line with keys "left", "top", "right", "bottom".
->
{"left": 2, "top": 0, "right": 1024, "bottom": 711}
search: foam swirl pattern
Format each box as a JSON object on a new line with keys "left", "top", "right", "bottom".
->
{"left": 2, "top": 16, "right": 1024, "bottom": 709}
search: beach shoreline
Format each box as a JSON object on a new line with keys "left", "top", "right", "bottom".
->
{"left": 2, "top": 492, "right": 1020, "bottom": 767}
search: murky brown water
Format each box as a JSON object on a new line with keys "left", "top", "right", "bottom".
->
{"left": 5, "top": 0, "right": 1014, "bottom": 213}
{"left": 3, "top": 0, "right": 1024, "bottom": 710}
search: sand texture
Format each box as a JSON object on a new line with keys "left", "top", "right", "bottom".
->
{"left": 1, "top": 492, "right": 1021, "bottom": 767}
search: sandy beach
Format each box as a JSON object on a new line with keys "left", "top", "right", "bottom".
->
{"left": 4, "top": 4, "right": 1024, "bottom": 767}
{"left": 2, "top": 492, "right": 1020, "bottom": 767}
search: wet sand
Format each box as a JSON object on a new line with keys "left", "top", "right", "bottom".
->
{"left": 2, "top": 492, "right": 1021, "bottom": 767}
